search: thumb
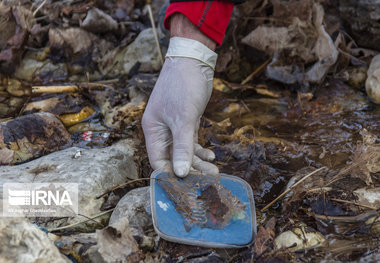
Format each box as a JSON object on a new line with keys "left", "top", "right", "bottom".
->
{"left": 172, "top": 126, "right": 194, "bottom": 178}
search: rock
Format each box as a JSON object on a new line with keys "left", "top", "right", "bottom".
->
{"left": 81, "top": 8, "right": 118, "bottom": 33}
{"left": 24, "top": 93, "right": 88, "bottom": 116}
{"left": 354, "top": 188, "right": 380, "bottom": 209}
{"left": 37, "top": 61, "right": 68, "bottom": 82}
{"left": 0, "top": 97, "right": 24, "bottom": 118}
{"left": 2, "top": 78, "right": 30, "bottom": 97}
{"left": 99, "top": 28, "right": 161, "bottom": 77}
{"left": 96, "top": 216, "right": 143, "bottom": 262}
{"left": 347, "top": 67, "right": 368, "bottom": 89}
{"left": 14, "top": 57, "right": 45, "bottom": 81}
{"left": 13, "top": 51, "right": 67, "bottom": 82}
{"left": 110, "top": 187, "right": 154, "bottom": 250}
{"left": 365, "top": 216, "right": 380, "bottom": 235}
{"left": 365, "top": 54, "right": 380, "bottom": 104}
{"left": 0, "top": 218, "right": 70, "bottom": 263}
{"left": 82, "top": 245, "right": 105, "bottom": 263}
{"left": 275, "top": 225, "right": 325, "bottom": 251}
{"left": 0, "top": 139, "right": 139, "bottom": 229}
{"left": 0, "top": 112, "right": 71, "bottom": 164}
{"left": 339, "top": 0, "right": 380, "bottom": 51}
{"left": 55, "top": 232, "right": 142, "bottom": 263}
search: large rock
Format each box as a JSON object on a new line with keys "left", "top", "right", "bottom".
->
{"left": 14, "top": 57, "right": 67, "bottom": 82}
{"left": 0, "top": 218, "right": 69, "bottom": 263}
{"left": 0, "top": 112, "right": 71, "bottom": 165}
{"left": 57, "top": 217, "right": 143, "bottom": 263}
{"left": 339, "top": 0, "right": 380, "bottom": 51}
{"left": 110, "top": 187, "right": 155, "bottom": 250}
{"left": 110, "top": 187, "right": 152, "bottom": 233}
{"left": 99, "top": 28, "right": 161, "bottom": 77}
{"left": 0, "top": 139, "right": 138, "bottom": 228}
{"left": 365, "top": 54, "right": 380, "bottom": 104}
{"left": 96, "top": 217, "right": 143, "bottom": 262}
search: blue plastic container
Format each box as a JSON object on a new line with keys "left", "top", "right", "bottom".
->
{"left": 150, "top": 168, "right": 257, "bottom": 248}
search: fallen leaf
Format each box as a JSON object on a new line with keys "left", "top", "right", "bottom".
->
{"left": 253, "top": 217, "right": 276, "bottom": 255}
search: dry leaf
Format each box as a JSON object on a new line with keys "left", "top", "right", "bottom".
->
{"left": 253, "top": 217, "right": 276, "bottom": 255}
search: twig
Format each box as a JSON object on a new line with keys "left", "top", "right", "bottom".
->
{"left": 33, "top": 0, "right": 48, "bottom": 17}
{"left": 305, "top": 186, "right": 332, "bottom": 193}
{"left": 18, "top": 96, "right": 30, "bottom": 117}
{"left": 261, "top": 167, "right": 327, "bottom": 212}
{"left": 35, "top": 15, "right": 48, "bottom": 22}
{"left": 96, "top": 178, "right": 151, "bottom": 199}
{"left": 32, "top": 85, "right": 79, "bottom": 93}
{"left": 312, "top": 210, "right": 377, "bottom": 223}
{"left": 240, "top": 100, "right": 251, "bottom": 113}
{"left": 32, "top": 81, "right": 124, "bottom": 95}
{"left": 146, "top": 2, "right": 164, "bottom": 65}
{"left": 48, "top": 209, "right": 114, "bottom": 232}
{"left": 94, "top": 78, "right": 119, "bottom": 84}
{"left": 0, "top": 117, "right": 13, "bottom": 123}
{"left": 241, "top": 58, "right": 271, "bottom": 85}
{"left": 79, "top": 82, "right": 124, "bottom": 95}
{"left": 330, "top": 198, "right": 377, "bottom": 210}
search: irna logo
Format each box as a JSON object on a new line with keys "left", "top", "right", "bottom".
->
{"left": 3, "top": 183, "right": 78, "bottom": 217}
{"left": 8, "top": 189, "right": 73, "bottom": 206}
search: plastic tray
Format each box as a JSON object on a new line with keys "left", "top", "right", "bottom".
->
{"left": 150, "top": 168, "right": 257, "bottom": 248}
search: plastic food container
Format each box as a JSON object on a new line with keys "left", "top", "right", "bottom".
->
{"left": 150, "top": 168, "right": 257, "bottom": 248}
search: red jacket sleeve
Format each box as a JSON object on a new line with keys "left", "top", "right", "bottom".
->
{"left": 164, "top": 1, "right": 234, "bottom": 46}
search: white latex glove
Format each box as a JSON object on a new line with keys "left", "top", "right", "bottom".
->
{"left": 142, "top": 37, "right": 219, "bottom": 177}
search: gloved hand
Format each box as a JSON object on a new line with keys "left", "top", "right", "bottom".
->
{"left": 142, "top": 37, "right": 219, "bottom": 177}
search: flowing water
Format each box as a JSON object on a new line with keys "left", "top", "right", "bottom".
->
{"left": 199, "top": 79, "right": 380, "bottom": 262}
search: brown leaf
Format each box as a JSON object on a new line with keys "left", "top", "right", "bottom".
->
{"left": 7, "top": 27, "right": 27, "bottom": 48}
{"left": 0, "top": 5, "right": 35, "bottom": 74}
{"left": 253, "top": 217, "right": 276, "bottom": 255}
{"left": 272, "top": 0, "right": 313, "bottom": 24}
{"left": 49, "top": 27, "right": 97, "bottom": 54}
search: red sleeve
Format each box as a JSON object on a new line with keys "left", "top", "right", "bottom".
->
{"left": 164, "top": 1, "right": 234, "bottom": 46}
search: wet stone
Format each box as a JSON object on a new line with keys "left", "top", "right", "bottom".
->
{"left": 0, "top": 218, "right": 70, "bottom": 263}
{"left": 0, "top": 139, "right": 138, "bottom": 229}
{"left": 0, "top": 112, "right": 71, "bottom": 164}
{"left": 110, "top": 186, "right": 153, "bottom": 244}
{"left": 366, "top": 54, "right": 380, "bottom": 104}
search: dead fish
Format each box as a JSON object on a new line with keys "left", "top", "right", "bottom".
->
{"left": 157, "top": 172, "right": 246, "bottom": 231}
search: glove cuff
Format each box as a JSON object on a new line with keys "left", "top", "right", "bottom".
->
{"left": 166, "top": 37, "right": 218, "bottom": 70}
